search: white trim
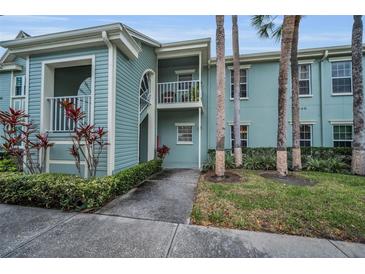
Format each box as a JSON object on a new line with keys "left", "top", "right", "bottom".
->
{"left": 227, "top": 64, "right": 251, "bottom": 70}
{"left": 298, "top": 59, "right": 315, "bottom": 64}
{"left": 332, "top": 93, "right": 353, "bottom": 96}
{"left": 156, "top": 43, "right": 209, "bottom": 54}
{"left": 175, "top": 69, "right": 196, "bottom": 75}
{"left": 157, "top": 102, "right": 203, "bottom": 109}
{"left": 332, "top": 123, "right": 353, "bottom": 147}
{"left": 198, "top": 108, "right": 201, "bottom": 169}
{"left": 299, "top": 95, "right": 313, "bottom": 98}
{"left": 175, "top": 122, "right": 195, "bottom": 126}
{"left": 299, "top": 124, "right": 313, "bottom": 147}
{"left": 9, "top": 71, "right": 14, "bottom": 106}
{"left": 48, "top": 160, "right": 86, "bottom": 165}
{"left": 40, "top": 55, "right": 95, "bottom": 133}
{"left": 227, "top": 121, "right": 251, "bottom": 126}
{"left": 103, "top": 31, "right": 115, "bottom": 176}
{"left": 288, "top": 120, "right": 316, "bottom": 125}
{"left": 25, "top": 56, "right": 29, "bottom": 114}
{"left": 0, "top": 64, "right": 22, "bottom": 72}
{"left": 157, "top": 50, "right": 202, "bottom": 60}
{"left": 329, "top": 56, "right": 352, "bottom": 62}
{"left": 329, "top": 120, "right": 353, "bottom": 125}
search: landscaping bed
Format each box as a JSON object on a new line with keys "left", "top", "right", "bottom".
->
{"left": 191, "top": 169, "right": 365, "bottom": 243}
{"left": 0, "top": 159, "right": 162, "bottom": 211}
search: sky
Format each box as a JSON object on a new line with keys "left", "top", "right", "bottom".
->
{"left": 0, "top": 15, "right": 363, "bottom": 57}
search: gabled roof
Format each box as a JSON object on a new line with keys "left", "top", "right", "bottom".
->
{"left": 0, "top": 30, "right": 30, "bottom": 64}
{"left": 0, "top": 23, "right": 145, "bottom": 60}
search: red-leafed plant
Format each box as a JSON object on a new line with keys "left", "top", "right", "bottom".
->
{"left": 0, "top": 108, "right": 53, "bottom": 173}
{"left": 61, "top": 100, "right": 109, "bottom": 178}
{"left": 157, "top": 145, "right": 170, "bottom": 160}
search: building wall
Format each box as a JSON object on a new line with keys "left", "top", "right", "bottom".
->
{"left": 28, "top": 46, "right": 109, "bottom": 176}
{"left": 114, "top": 42, "right": 157, "bottom": 173}
{"left": 207, "top": 55, "right": 365, "bottom": 150}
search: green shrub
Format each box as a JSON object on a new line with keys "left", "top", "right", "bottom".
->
{"left": 204, "top": 147, "right": 351, "bottom": 173}
{"left": 0, "top": 159, "right": 162, "bottom": 210}
{"left": 202, "top": 150, "right": 235, "bottom": 171}
{"left": 0, "top": 158, "right": 17, "bottom": 172}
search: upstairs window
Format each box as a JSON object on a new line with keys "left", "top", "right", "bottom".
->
{"left": 300, "top": 124, "right": 312, "bottom": 147}
{"left": 299, "top": 64, "right": 311, "bottom": 96}
{"left": 230, "top": 69, "right": 248, "bottom": 99}
{"left": 14, "top": 76, "right": 26, "bottom": 96}
{"left": 331, "top": 61, "right": 352, "bottom": 95}
{"left": 230, "top": 125, "right": 248, "bottom": 149}
{"left": 333, "top": 125, "right": 352, "bottom": 147}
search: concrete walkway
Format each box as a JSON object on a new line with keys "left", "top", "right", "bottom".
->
{"left": 97, "top": 169, "right": 200, "bottom": 223}
{"left": 1, "top": 168, "right": 364, "bottom": 258}
{"left": 1, "top": 204, "right": 364, "bottom": 258}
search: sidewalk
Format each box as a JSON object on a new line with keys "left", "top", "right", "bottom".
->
{"left": 1, "top": 204, "right": 364, "bottom": 258}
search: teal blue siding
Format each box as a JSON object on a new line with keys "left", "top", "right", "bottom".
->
{"left": 49, "top": 163, "right": 85, "bottom": 177}
{"left": 114, "top": 43, "right": 157, "bottom": 172}
{"left": 28, "top": 47, "right": 109, "bottom": 175}
{"left": 158, "top": 109, "right": 199, "bottom": 168}
{"left": 0, "top": 72, "right": 11, "bottom": 144}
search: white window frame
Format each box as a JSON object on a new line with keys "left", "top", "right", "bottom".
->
{"left": 332, "top": 124, "right": 353, "bottom": 147}
{"left": 299, "top": 124, "right": 313, "bottom": 147}
{"left": 175, "top": 123, "right": 194, "bottom": 145}
{"left": 298, "top": 64, "right": 312, "bottom": 97}
{"left": 230, "top": 124, "right": 249, "bottom": 149}
{"left": 13, "top": 75, "right": 26, "bottom": 97}
{"left": 229, "top": 66, "right": 249, "bottom": 100}
{"left": 330, "top": 60, "right": 353, "bottom": 96}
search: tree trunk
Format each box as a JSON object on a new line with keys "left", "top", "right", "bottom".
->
{"left": 232, "top": 15, "right": 242, "bottom": 167}
{"left": 215, "top": 15, "right": 226, "bottom": 177}
{"left": 351, "top": 15, "right": 365, "bottom": 175}
{"left": 277, "top": 15, "right": 295, "bottom": 177}
{"left": 291, "top": 16, "right": 302, "bottom": 171}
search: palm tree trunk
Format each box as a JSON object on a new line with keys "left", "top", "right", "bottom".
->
{"left": 232, "top": 15, "right": 242, "bottom": 167}
{"left": 215, "top": 15, "right": 226, "bottom": 177}
{"left": 291, "top": 16, "right": 302, "bottom": 171}
{"left": 351, "top": 15, "right": 365, "bottom": 175}
{"left": 277, "top": 15, "right": 295, "bottom": 176}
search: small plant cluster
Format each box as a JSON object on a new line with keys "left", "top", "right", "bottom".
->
{"left": 0, "top": 108, "right": 53, "bottom": 173}
{"left": 203, "top": 147, "right": 352, "bottom": 174}
{"left": 61, "top": 100, "right": 109, "bottom": 177}
{"left": 0, "top": 159, "right": 162, "bottom": 210}
{"left": 156, "top": 144, "right": 170, "bottom": 160}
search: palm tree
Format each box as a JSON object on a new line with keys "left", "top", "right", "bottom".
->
{"left": 215, "top": 15, "right": 226, "bottom": 177}
{"left": 276, "top": 16, "right": 295, "bottom": 176}
{"left": 351, "top": 15, "right": 364, "bottom": 175}
{"left": 291, "top": 16, "right": 302, "bottom": 171}
{"left": 251, "top": 15, "right": 301, "bottom": 173}
{"left": 232, "top": 15, "right": 242, "bottom": 167}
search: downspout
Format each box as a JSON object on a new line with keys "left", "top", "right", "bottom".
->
{"left": 102, "top": 30, "right": 115, "bottom": 175}
{"left": 319, "top": 50, "right": 329, "bottom": 147}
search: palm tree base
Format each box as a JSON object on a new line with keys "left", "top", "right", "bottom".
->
{"left": 215, "top": 150, "right": 226, "bottom": 177}
{"left": 292, "top": 147, "right": 302, "bottom": 171}
{"left": 276, "top": 149, "right": 288, "bottom": 176}
{"left": 352, "top": 148, "right": 365, "bottom": 175}
{"left": 234, "top": 147, "right": 242, "bottom": 167}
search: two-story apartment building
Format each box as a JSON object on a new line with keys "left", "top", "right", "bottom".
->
{"left": 0, "top": 23, "right": 364, "bottom": 176}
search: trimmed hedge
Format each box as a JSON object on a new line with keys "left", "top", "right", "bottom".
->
{"left": 205, "top": 147, "right": 352, "bottom": 173}
{"left": 0, "top": 158, "right": 17, "bottom": 172}
{"left": 0, "top": 159, "right": 162, "bottom": 211}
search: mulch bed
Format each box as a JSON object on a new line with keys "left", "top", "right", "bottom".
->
{"left": 260, "top": 171, "right": 317, "bottom": 186}
{"left": 204, "top": 170, "right": 243, "bottom": 183}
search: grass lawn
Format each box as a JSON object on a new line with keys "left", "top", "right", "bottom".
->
{"left": 191, "top": 170, "right": 365, "bottom": 243}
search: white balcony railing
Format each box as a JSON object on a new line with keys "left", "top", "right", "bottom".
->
{"left": 46, "top": 95, "right": 91, "bottom": 132}
{"left": 158, "top": 80, "right": 200, "bottom": 105}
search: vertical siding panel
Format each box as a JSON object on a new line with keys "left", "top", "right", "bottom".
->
{"left": 114, "top": 43, "right": 157, "bottom": 172}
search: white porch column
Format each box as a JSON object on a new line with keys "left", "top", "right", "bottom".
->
{"left": 147, "top": 72, "right": 156, "bottom": 161}
{"left": 198, "top": 51, "right": 202, "bottom": 169}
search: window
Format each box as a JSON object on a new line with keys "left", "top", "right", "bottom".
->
{"left": 140, "top": 72, "right": 152, "bottom": 112}
{"left": 177, "top": 125, "right": 193, "bottom": 144}
{"left": 333, "top": 125, "right": 353, "bottom": 147}
{"left": 14, "top": 76, "right": 25, "bottom": 96}
{"left": 331, "top": 61, "right": 352, "bottom": 94}
{"left": 230, "top": 69, "right": 247, "bottom": 99}
{"left": 300, "top": 124, "right": 312, "bottom": 147}
{"left": 230, "top": 125, "right": 248, "bottom": 149}
{"left": 299, "top": 64, "right": 311, "bottom": 96}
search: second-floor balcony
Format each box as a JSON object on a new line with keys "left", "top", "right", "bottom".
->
{"left": 157, "top": 80, "right": 202, "bottom": 109}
